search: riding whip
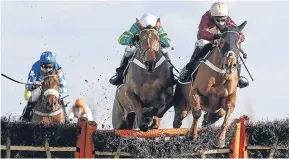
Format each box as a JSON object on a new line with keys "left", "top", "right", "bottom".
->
{"left": 1, "top": 73, "right": 34, "bottom": 85}
{"left": 238, "top": 50, "right": 254, "bottom": 81}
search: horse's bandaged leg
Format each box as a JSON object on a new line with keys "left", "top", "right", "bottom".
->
{"left": 31, "top": 87, "right": 42, "bottom": 102}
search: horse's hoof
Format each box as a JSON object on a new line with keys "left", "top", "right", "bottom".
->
{"left": 139, "top": 124, "right": 149, "bottom": 132}
{"left": 215, "top": 138, "right": 226, "bottom": 148}
{"left": 173, "top": 121, "right": 182, "bottom": 128}
{"left": 186, "top": 133, "right": 198, "bottom": 140}
{"left": 202, "top": 121, "right": 212, "bottom": 128}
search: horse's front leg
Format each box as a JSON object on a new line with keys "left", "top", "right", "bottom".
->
{"left": 156, "top": 87, "right": 174, "bottom": 118}
{"left": 217, "top": 91, "right": 237, "bottom": 148}
{"left": 188, "top": 88, "right": 202, "bottom": 139}
{"left": 126, "top": 91, "right": 149, "bottom": 132}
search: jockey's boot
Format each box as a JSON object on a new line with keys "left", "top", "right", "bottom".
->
{"left": 20, "top": 101, "right": 36, "bottom": 122}
{"left": 163, "top": 53, "right": 177, "bottom": 85}
{"left": 178, "top": 47, "right": 202, "bottom": 83}
{"left": 237, "top": 64, "right": 249, "bottom": 88}
{"left": 109, "top": 55, "right": 130, "bottom": 86}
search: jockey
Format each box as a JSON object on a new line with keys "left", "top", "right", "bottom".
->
{"left": 179, "top": 2, "right": 249, "bottom": 88}
{"left": 21, "top": 51, "right": 68, "bottom": 121}
{"left": 109, "top": 13, "right": 173, "bottom": 86}
{"left": 68, "top": 98, "right": 93, "bottom": 123}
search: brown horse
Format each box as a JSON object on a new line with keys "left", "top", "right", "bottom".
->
{"left": 166, "top": 21, "right": 247, "bottom": 147}
{"left": 112, "top": 18, "right": 174, "bottom": 131}
{"left": 31, "top": 71, "right": 65, "bottom": 125}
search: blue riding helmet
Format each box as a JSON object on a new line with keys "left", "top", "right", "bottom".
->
{"left": 40, "top": 51, "right": 56, "bottom": 64}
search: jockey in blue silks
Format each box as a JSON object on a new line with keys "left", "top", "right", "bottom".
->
{"left": 21, "top": 51, "right": 68, "bottom": 121}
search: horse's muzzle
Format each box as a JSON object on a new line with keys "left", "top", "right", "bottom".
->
{"left": 46, "top": 95, "right": 58, "bottom": 111}
{"left": 144, "top": 61, "right": 156, "bottom": 73}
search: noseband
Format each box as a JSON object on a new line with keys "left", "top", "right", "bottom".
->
{"left": 40, "top": 75, "right": 60, "bottom": 110}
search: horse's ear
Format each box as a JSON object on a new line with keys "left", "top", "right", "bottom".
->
{"left": 136, "top": 18, "right": 144, "bottom": 30}
{"left": 155, "top": 18, "right": 161, "bottom": 29}
{"left": 56, "top": 69, "right": 62, "bottom": 77}
{"left": 238, "top": 20, "right": 247, "bottom": 32}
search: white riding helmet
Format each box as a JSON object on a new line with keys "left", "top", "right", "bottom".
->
{"left": 139, "top": 13, "right": 158, "bottom": 27}
{"left": 210, "top": 2, "right": 229, "bottom": 17}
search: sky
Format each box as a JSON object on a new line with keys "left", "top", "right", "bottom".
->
{"left": 1, "top": 0, "right": 289, "bottom": 129}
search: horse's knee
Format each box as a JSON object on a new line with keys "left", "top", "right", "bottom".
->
{"left": 192, "top": 109, "right": 202, "bottom": 119}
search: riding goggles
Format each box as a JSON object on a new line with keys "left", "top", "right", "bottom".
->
{"left": 213, "top": 16, "right": 227, "bottom": 22}
{"left": 41, "top": 63, "right": 55, "bottom": 71}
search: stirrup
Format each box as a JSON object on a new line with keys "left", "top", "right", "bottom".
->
{"left": 237, "top": 76, "right": 249, "bottom": 88}
{"left": 109, "top": 75, "right": 123, "bottom": 85}
{"left": 109, "top": 74, "right": 118, "bottom": 80}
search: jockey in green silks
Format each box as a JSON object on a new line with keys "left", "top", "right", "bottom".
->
{"left": 109, "top": 13, "right": 173, "bottom": 86}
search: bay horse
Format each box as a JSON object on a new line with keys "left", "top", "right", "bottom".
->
{"left": 112, "top": 18, "right": 174, "bottom": 131}
{"left": 167, "top": 21, "right": 247, "bottom": 147}
{"left": 30, "top": 71, "right": 66, "bottom": 125}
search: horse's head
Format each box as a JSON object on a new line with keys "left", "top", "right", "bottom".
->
{"left": 41, "top": 72, "right": 60, "bottom": 111}
{"left": 215, "top": 20, "right": 247, "bottom": 74}
{"left": 135, "top": 18, "right": 161, "bottom": 73}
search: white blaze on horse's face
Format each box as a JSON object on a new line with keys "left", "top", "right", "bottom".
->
{"left": 43, "top": 88, "right": 59, "bottom": 110}
{"left": 219, "top": 30, "right": 240, "bottom": 74}
{"left": 222, "top": 51, "right": 238, "bottom": 74}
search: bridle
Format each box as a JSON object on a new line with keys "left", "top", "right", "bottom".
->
{"left": 217, "top": 30, "right": 241, "bottom": 59}
{"left": 40, "top": 75, "right": 60, "bottom": 111}
{"left": 137, "top": 28, "right": 160, "bottom": 57}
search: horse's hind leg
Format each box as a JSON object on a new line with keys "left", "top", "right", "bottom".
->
{"left": 217, "top": 91, "right": 237, "bottom": 148}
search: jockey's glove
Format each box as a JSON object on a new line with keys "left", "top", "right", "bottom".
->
{"left": 213, "top": 33, "right": 221, "bottom": 39}
{"left": 132, "top": 34, "right": 140, "bottom": 43}
{"left": 242, "top": 53, "right": 247, "bottom": 59}
{"left": 32, "top": 81, "right": 41, "bottom": 89}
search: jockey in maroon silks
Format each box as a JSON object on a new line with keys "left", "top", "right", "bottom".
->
{"left": 179, "top": 2, "right": 249, "bottom": 88}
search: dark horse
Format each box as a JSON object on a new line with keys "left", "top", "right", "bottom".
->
{"left": 158, "top": 20, "right": 247, "bottom": 147}
{"left": 112, "top": 18, "right": 174, "bottom": 131}
{"left": 31, "top": 71, "right": 66, "bottom": 125}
